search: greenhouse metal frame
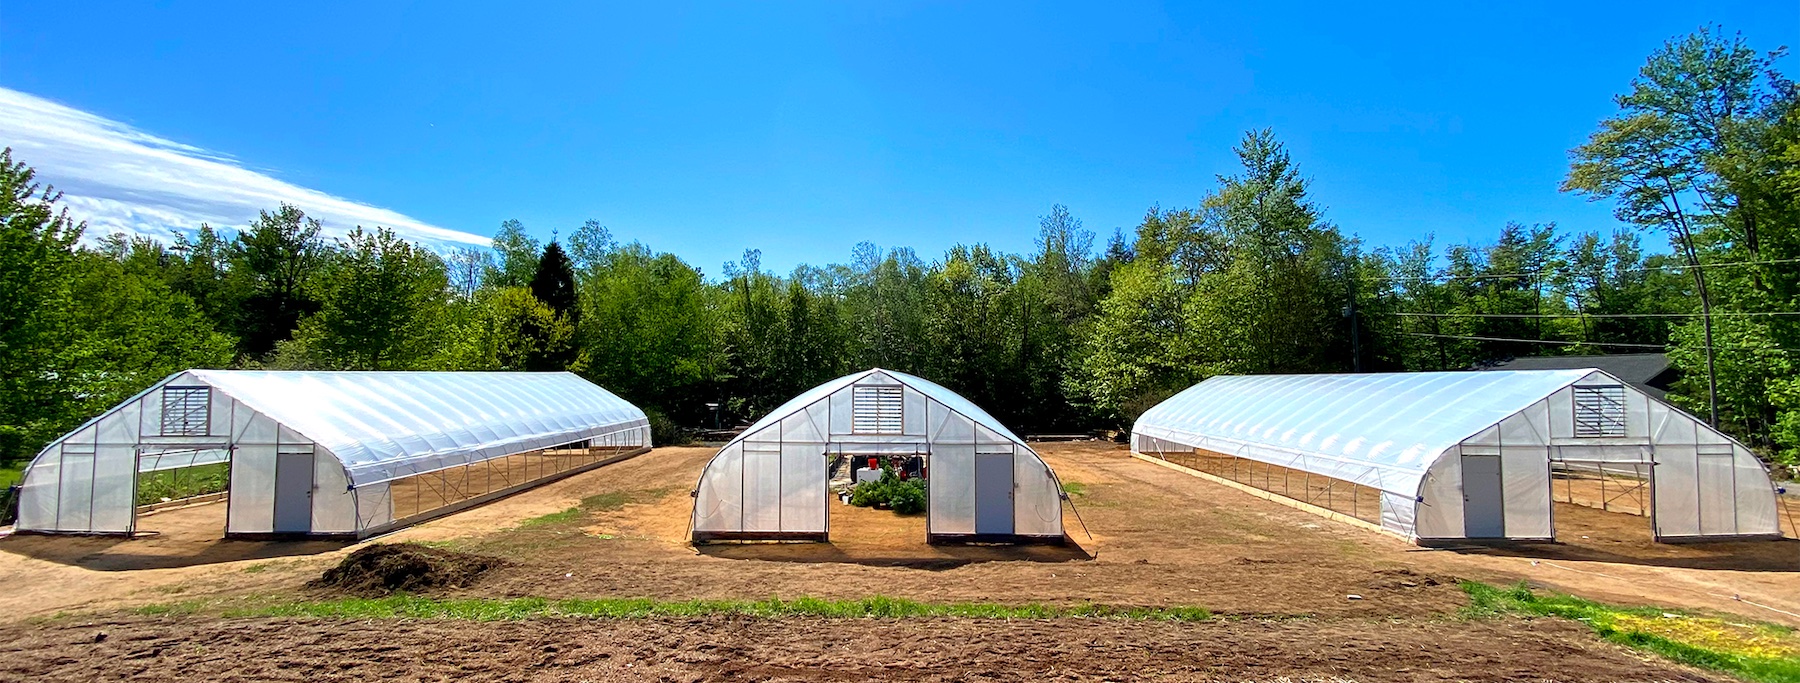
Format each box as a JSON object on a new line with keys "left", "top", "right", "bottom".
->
{"left": 1132, "top": 369, "right": 1783, "bottom": 543}
{"left": 15, "top": 370, "right": 650, "bottom": 539}
{"left": 691, "top": 368, "right": 1067, "bottom": 544}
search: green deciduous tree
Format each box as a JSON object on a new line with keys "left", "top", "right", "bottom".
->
{"left": 484, "top": 219, "right": 541, "bottom": 288}
{"left": 283, "top": 227, "right": 450, "bottom": 370}
{"left": 575, "top": 242, "right": 725, "bottom": 419}
{"left": 0, "top": 149, "right": 84, "bottom": 463}
{"left": 440, "top": 287, "right": 574, "bottom": 372}
{"left": 70, "top": 235, "right": 236, "bottom": 415}
{"left": 227, "top": 204, "right": 327, "bottom": 359}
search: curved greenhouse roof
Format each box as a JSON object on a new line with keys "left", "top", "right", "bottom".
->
{"left": 727, "top": 368, "right": 1027, "bottom": 451}
{"left": 1133, "top": 370, "right": 1595, "bottom": 498}
{"left": 183, "top": 370, "right": 647, "bottom": 486}
{"left": 1133, "top": 370, "right": 1779, "bottom": 542}
{"left": 19, "top": 370, "right": 650, "bottom": 538}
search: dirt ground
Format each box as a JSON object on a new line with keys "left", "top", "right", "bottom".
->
{"left": 0, "top": 441, "right": 1795, "bottom": 681}
{"left": 0, "top": 614, "right": 1723, "bottom": 683}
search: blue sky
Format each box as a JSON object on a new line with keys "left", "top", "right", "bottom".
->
{"left": 2, "top": 2, "right": 1795, "bottom": 274}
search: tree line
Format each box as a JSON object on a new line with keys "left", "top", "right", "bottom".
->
{"left": 2, "top": 27, "right": 1797, "bottom": 473}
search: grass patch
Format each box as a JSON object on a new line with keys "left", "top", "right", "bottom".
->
{"left": 1463, "top": 581, "right": 1800, "bottom": 682}
{"left": 579, "top": 492, "right": 632, "bottom": 511}
{"left": 206, "top": 595, "right": 1212, "bottom": 622}
{"left": 0, "top": 464, "right": 22, "bottom": 490}
{"left": 518, "top": 488, "right": 673, "bottom": 529}
{"left": 517, "top": 507, "right": 583, "bottom": 528}
{"left": 242, "top": 562, "right": 273, "bottom": 574}
{"left": 1061, "top": 481, "right": 1087, "bottom": 497}
{"left": 137, "top": 462, "right": 230, "bottom": 506}
{"left": 133, "top": 600, "right": 208, "bottom": 617}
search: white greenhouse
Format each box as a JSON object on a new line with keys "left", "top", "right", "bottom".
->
{"left": 691, "top": 368, "right": 1066, "bottom": 544}
{"left": 16, "top": 370, "right": 650, "bottom": 539}
{"left": 1132, "top": 370, "right": 1782, "bottom": 543}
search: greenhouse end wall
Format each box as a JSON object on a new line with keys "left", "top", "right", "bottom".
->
{"left": 691, "top": 368, "right": 1065, "bottom": 545}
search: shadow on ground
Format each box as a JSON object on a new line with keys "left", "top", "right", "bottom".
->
{"left": 0, "top": 533, "right": 350, "bottom": 571}
{"left": 695, "top": 538, "right": 1093, "bottom": 569}
{"left": 1446, "top": 536, "right": 1800, "bottom": 572}
{"left": 0, "top": 501, "right": 349, "bottom": 571}
{"left": 1435, "top": 501, "right": 1800, "bottom": 572}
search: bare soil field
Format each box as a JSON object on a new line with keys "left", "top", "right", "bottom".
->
{"left": 0, "top": 441, "right": 1794, "bottom": 681}
{"left": 0, "top": 613, "right": 1722, "bottom": 683}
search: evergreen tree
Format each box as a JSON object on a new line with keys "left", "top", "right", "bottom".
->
{"left": 531, "top": 241, "right": 580, "bottom": 324}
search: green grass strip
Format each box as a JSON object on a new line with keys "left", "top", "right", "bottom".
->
{"left": 209, "top": 594, "right": 1210, "bottom": 622}
{"left": 1462, "top": 581, "right": 1800, "bottom": 683}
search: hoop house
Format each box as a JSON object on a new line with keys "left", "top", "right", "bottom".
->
{"left": 1132, "top": 370, "right": 1780, "bottom": 543}
{"left": 691, "top": 368, "right": 1066, "bottom": 544}
{"left": 16, "top": 370, "right": 650, "bottom": 539}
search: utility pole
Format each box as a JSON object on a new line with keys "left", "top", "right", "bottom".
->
{"left": 1345, "top": 259, "right": 1362, "bottom": 373}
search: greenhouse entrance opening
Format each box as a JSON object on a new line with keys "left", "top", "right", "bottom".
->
{"left": 827, "top": 445, "right": 932, "bottom": 546}
{"left": 133, "top": 443, "right": 237, "bottom": 537}
{"left": 1548, "top": 447, "right": 1657, "bottom": 544}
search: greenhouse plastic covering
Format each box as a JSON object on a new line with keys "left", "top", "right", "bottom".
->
{"left": 185, "top": 370, "right": 648, "bottom": 486}
{"left": 1132, "top": 369, "right": 1780, "bottom": 541}
{"left": 692, "top": 368, "right": 1064, "bottom": 540}
{"left": 733, "top": 368, "right": 1028, "bottom": 447}
{"left": 1134, "top": 370, "right": 1598, "bottom": 498}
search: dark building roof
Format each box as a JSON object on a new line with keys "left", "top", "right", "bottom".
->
{"left": 1479, "top": 353, "right": 1678, "bottom": 399}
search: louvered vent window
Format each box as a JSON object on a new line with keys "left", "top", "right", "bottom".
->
{"left": 852, "top": 386, "right": 904, "bottom": 434}
{"left": 1573, "top": 385, "right": 1627, "bottom": 437}
{"left": 160, "top": 386, "right": 211, "bottom": 436}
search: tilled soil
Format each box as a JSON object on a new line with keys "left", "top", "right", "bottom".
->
{"left": 0, "top": 614, "right": 1722, "bottom": 683}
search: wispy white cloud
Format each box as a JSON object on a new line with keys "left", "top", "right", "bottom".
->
{"left": 0, "top": 87, "right": 490, "bottom": 250}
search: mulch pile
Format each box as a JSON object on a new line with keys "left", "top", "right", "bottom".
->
{"left": 309, "top": 543, "right": 506, "bottom": 596}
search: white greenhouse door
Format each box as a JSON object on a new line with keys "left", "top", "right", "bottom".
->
{"left": 273, "top": 452, "right": 315, "bottom": 534}
{"left": 1462, "top": 454, "right": 1505, "bottom": 538}
{"left": 974, "top": 453, "right": 1014, "bottom": 535}
{"left": 1695, "top": 448, "right": 1737, "bottom": 536}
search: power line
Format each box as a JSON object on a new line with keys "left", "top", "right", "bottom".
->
{"left": 1372, "top": 256, "right": 1800, "bottom": 284}
{"left": 1395, "top": 311, "right": 1800, "bottom": 319}
{"left": 1399, "top": 332, "right": 1667, "bottom": 349}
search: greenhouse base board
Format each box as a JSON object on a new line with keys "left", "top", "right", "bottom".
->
{"left": 691, "top": 531, "right": 830, "bottom": 543}
{"left": 1650, "top": 533, "right": 1785, "bottom": 544}
{"left": 9, "top": 529, "right": 139, "bottom": 539}
{"left": 1413, "top": 537, "right": 1557, "bottom": 548}
{"left": 225, "top": 532, "right": 357, "bottom": 541}
{"left": 927, "top": 533, "right": 1066, "bottom": 546}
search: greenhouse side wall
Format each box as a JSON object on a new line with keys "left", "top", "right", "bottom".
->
{"left": 355, "top": 425, "right": 650, "bottom": 538}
